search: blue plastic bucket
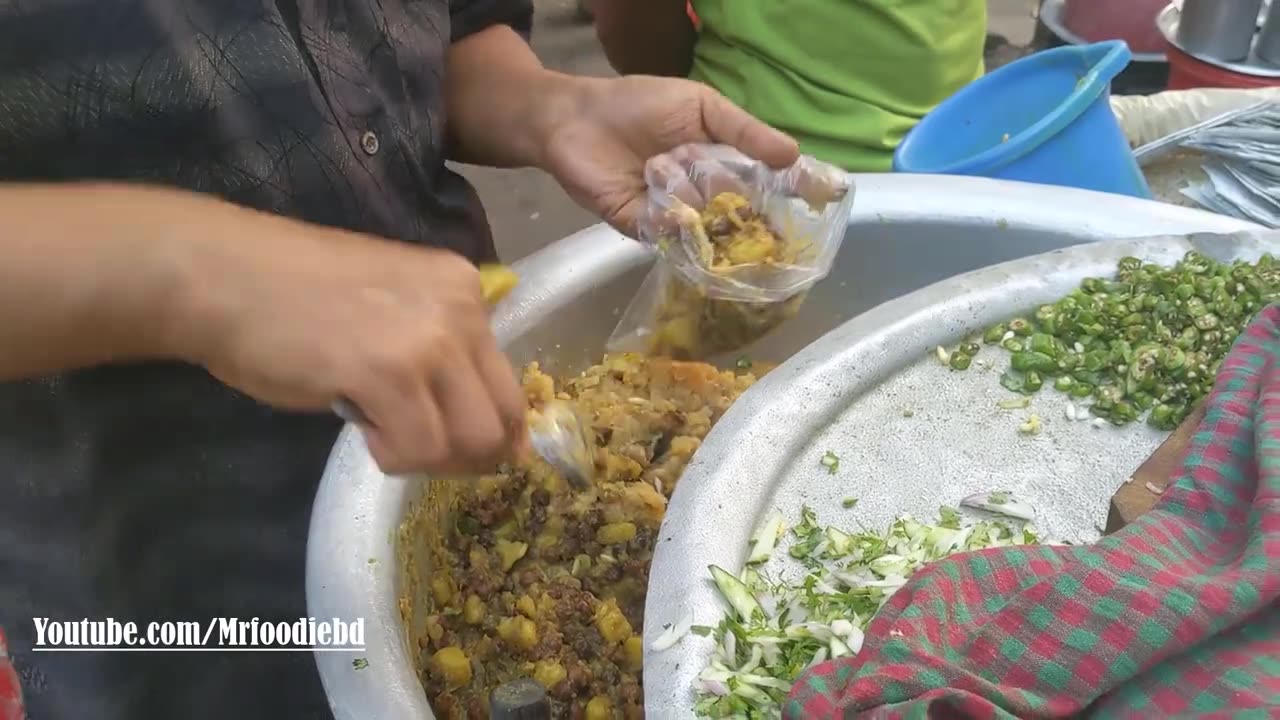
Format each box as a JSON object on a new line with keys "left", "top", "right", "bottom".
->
{"left": 893, "top": 40, "right": 1150, "bottom": 199}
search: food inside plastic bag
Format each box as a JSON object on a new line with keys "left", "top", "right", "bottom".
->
{"left": 607, "top": 144, "right": 855, "bottom": 360}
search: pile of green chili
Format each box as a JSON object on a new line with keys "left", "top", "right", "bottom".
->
{"left": 951, "top": 252, "right": 1280, "bottom": 430}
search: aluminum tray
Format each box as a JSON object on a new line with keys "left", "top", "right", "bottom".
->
{"left": 306, "top": 175, "right": 1257, "bottom": 720}
{"left": 644, "top": 230, "right": 1280, "bottom": 717}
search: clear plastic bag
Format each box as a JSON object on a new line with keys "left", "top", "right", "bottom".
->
{"left": 606, "top": 144, "right": 855, "bottom": 360}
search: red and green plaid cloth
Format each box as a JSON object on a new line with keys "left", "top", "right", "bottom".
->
{"left": 0, "top": 628, "right": 22, "bottom": 720}
{"left": 788, "top": 304, "right": 1280, "bottom": 719}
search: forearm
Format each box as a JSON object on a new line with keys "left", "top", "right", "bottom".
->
{"left": 0, "top": 183, "right": 203, "bottom": 379}
{"left": 444, "top": 24, "right": 586, "bottom": 168}
{"left": 593, "top": 0, "right": 696, "bottom": 77}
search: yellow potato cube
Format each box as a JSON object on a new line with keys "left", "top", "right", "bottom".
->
{"left": 429, "top": 574, "right": 456, "bottom": 607}
{"left": 595, "top": 522, "right": 637, "bottom": 545}
{"left": 497, "top": 616, "right": 539, "bottom": 651}
{"left": 495, "top": 539, "right": 529, "bottom": 572}
{"left": 516, "top": 595, "right": 537, "bottom": 618}
{"left": 462, "top": 595, "right": 485, "bottom": 626}
{"left": 531, "top": 660, "right": 567, "bottom": 690}
{"left": 430, "top": 646, "right": 472, "bottom": 689}
{"left": 623, "top": 635, "right": 643, "bottom": 672}
{"left": 585, "top": 695, "right": 612, "bottom": 720}
{"left": 594, "top": 599, "right": 633, "bottom": 644}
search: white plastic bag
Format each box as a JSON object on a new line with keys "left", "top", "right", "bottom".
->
{"left": 607, "top": 143, "right": 854, "bottom": 360}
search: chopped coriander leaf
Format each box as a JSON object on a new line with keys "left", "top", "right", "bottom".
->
{"left": 352, "top": 658, "right": 369, "bottom": 670}
{"left": 841, "top": 497, "right": 859, "bottom": 509}
{"left": 735, "top": 356, "right": 753, "bottom": 370}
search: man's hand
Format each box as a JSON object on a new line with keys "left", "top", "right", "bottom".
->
{"left": 0, "top": 184, "right": 527, "bottom": 476}
{"left": 444, "top": 26, "right": 798, "bottom": 237}
{"left": 177, "top": 206, "right": 529, "bottom": 475}
{"left": 535, "top": 76, "right": 801, "bottom": 238}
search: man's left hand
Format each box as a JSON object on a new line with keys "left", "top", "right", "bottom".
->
{"left": 536, "top": 75, "right": 800, "bottom": 238}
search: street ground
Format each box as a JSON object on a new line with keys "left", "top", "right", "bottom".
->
{"left": 469, "top": 0, "right": 1041, "bottom": 261}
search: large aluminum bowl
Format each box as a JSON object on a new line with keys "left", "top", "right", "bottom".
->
{"left": 307, "top": 174, "right": 1254, "bottom": 720}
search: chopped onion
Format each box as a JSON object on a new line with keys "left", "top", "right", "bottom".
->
{"left": 739, "top": 644, "right": 764, "bottom": 674}
{"left": 829, "top": 636, "right": 852, "bottom": 658}
{"left": 697, "top": 677, "right": 730, "bottom": 697}
{"left": 845, "top": 625, "right": 865, "bottom": 654}
{"left": 738, "top": 674, "right": 791, "bottom": 691}
{"left": 694, "top": 505, "right": 1047, "bottom": 718}
{"left": 820, "top": 450, "right": 840, "bottom": 474}
{"left": 650, "top": 611, "right": 693, "bottom": 652}
{"left": 747, "top": 509, "right": 786, "bottom": 565}
{"left": 997, "top": 396, "right": 1032, "bottom": 410}
{"left": 960, "top": 490, "right": 1037, "bottom": 523}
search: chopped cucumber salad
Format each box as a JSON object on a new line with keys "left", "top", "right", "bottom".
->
{"left": 689, "top": 503, "right": 1042, "bottom": 718}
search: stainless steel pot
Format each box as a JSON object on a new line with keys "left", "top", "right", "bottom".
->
{"left": 1176, "top": 0, "right": 1265, "bottom": 63}
{"left": 1257, "top": 0, "right": 1280, "bottom": 65}
{"left": 306, "top": 174, "right": 1255, "bottom": 720}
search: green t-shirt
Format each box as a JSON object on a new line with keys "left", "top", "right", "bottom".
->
{"left": 689, "top": 0, "right": 987, "bottom": 172}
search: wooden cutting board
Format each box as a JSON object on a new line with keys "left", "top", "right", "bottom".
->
{"left": 1105, "top": 401, "right": 1207, "bottom": 534}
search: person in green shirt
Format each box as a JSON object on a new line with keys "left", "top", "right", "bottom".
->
{"left": 592, "top": 0, "right": 987, "bottom": 172}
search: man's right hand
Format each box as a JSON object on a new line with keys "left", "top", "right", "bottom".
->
{"left": 0, "top": 183, "right": 526, "bottom": 475}
{"left": 171, "top": 200, "right": 529, "bottom": 475}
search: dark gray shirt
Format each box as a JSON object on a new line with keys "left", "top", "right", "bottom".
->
{"left": 0, "top": 1, "right": 531, "bottom": 717}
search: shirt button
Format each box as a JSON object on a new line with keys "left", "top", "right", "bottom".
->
{"left": 360, "top": 130, "right": 380, "bottom": 156}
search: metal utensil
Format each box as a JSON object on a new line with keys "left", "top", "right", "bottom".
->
{"left": 526, "top": 400, "right": 595, "bottom": 490}
{"left": 489, "top": 679, "right": 550, "bottom": 720}
{"left": 1177, "top": 0, "right": 1264, "bottom": 63}
{"left": 1257, "top": 0, "right": 1280, "bottom": 64}
{"left": 331, "top": 396, "right": 594, "bottom": 490}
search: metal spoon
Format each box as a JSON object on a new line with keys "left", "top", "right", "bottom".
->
{"left": 331, "top": 397, "right": 594, "bottom": 490}
{"left": 526, "top": 400, "right": 595, "bottom": 490}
